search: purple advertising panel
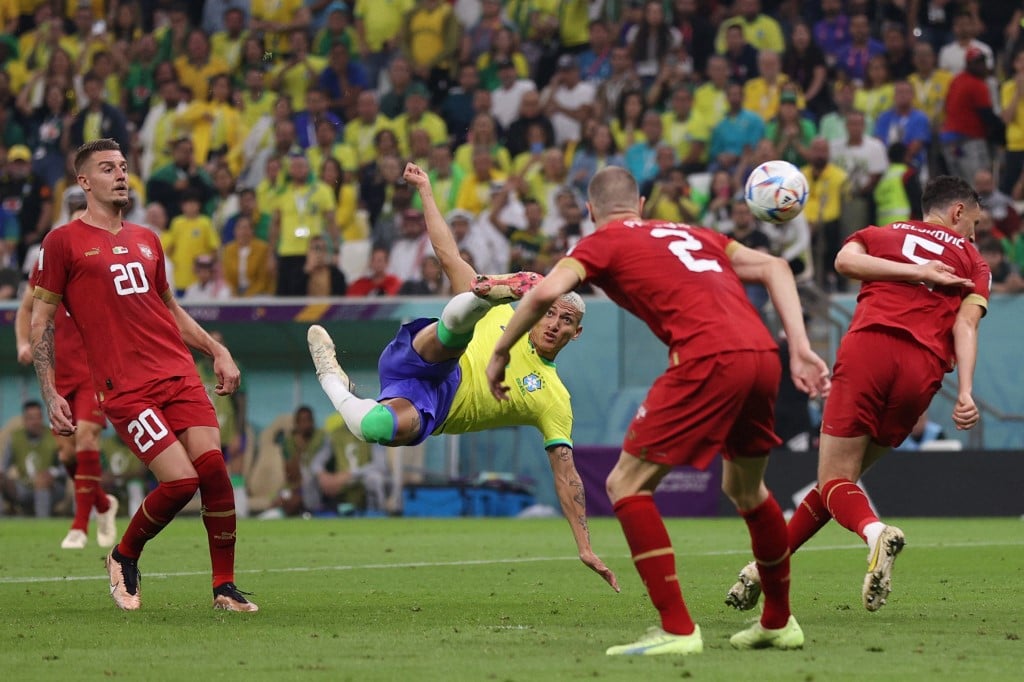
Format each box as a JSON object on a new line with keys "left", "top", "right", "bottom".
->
{"left": 574, "top": 446, "right": 722, "bottom": 517}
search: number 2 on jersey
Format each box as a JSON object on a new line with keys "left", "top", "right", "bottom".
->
{"left": 650, "top": 227, "right": 723, "bottom": 273}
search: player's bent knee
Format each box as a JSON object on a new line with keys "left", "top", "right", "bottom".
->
{"left": 359, "top": 404, "right": 398, "bottom": 444}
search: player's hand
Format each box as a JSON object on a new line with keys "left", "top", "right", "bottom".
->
{"left": 917, "top": 260, "right": 974, "bottom": 288}
{"left": 46, "top": 395, "right": 76, "bottom": 436}
{"left": 790, "top": 346, "right": 831, "bottom": 399}
{"left": 580, "top": 549, "right": 620, "bottom": 593}
{"left": 952, "top": 392, "right": 979, "bottom": 430}
{"left": 213, "top": 351, "right": 241, "bottom": 395}
{"left": 486, "top": 350, "right": 511, "bottom": 401}
{"left": 16, "top": 342, "right": 32, "bottom": 365}
{"left": 402, "top": 162, "right": 431, "bottom": 192}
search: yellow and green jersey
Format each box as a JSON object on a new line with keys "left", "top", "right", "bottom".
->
{"left": 435, "top": 305, "right": 573, "bottom": 449}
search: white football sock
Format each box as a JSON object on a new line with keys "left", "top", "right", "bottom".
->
{"left": 863, "top": 521, "right": 886, "bottom": 550}
{"left": 319, "top": 374, "right": 377, "bottom": 441}
{"left": 440, "top": 292, "right": 493, "bottom": 334}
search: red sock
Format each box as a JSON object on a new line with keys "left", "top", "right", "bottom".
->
{"left": 71, "top": 451, "right": 103, "bottom": 532}
{"left": 787, "top": 487, "right": 831, "bottom": 553}
{"left": 194, "top": 450, "right": 236, "bottom": 587}
{"left": 740, "top": 495, "right": 791, "bottom": 630}
{"left": 117, "top": 478, "right": 199, "bottom": 559}
{"left": 821, "top": 478, "right": 878, "bottom": 541}
{"left": 613, "top": 494, "right": 694, "bottom": 635}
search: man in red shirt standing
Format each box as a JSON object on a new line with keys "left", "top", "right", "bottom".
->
{"left": 727, "top": 175, "right": 989, "bottom": 614}
{"left": 15, "top": 205, "right": 119, "bottom": 551}
{"left": 486, "top": 166, "right": 831, "bottom": 655}
{"left": 940, "top": 47, "right": 996, "bottom": 181}
{"left": 30, "top": 139, "right": 257, "bottom": 613}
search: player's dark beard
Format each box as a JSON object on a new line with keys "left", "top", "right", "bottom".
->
{"left": 112, "top": 197, "right": 130, "bottom": 210}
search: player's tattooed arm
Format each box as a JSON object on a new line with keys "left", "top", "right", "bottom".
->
{"left": 547, "top": 445, "right": 619, "bottom": 591}
{"left": 30, "top": 298, "right": 74, "bottom": 435}
{"left": 31, "top": 317, "right": 56, "bottom": 400}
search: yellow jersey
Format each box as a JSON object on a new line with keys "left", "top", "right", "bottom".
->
{"left": 273, "top": 181, "right": 338, "bottom": 256}
{"left": 161, "top": 215, "right": 221, "bottom": 290}
{"left": 435, "top": 305, "right": 573, "bottom": 448}
{"left": 1001, "top": 79, "right": 1024, "bottom": 152}
{"left": 801, "top": 163, "right": 848, "bottom": 224}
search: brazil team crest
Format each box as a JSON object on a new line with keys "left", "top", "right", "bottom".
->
{"left": 517, "top": 373, "right": 543, "bottom": 393}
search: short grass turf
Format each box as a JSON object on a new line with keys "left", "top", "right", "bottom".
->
{"left": 0, "top": 517, "right": 1021, "bottom": 681}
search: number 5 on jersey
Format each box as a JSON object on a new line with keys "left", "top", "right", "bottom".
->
{"left": 111, "top": 262, "right": 150, "bottom": 295}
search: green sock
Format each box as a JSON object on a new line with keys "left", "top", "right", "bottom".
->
{"left": 436, "top": 320, "right": 474, "bottom": 349}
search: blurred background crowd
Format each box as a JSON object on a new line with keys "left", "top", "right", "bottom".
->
{"left": 2, "top": 0, "right": 1024, "bottom": 301}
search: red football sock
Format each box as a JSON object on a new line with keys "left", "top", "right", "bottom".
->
{"left": 613, "top": 494, "right": 694, "bottom": 635}
{"left": 71, "top": 450, "right": 103, "bottom": 531}
{"left": 740, "top": 495, "right": 791, "bottom": 630}
{"left": 821, "top": 478, "right": 878, "bottom": 541}
{"left": 116, "top": 478, "right": 199, "bottom": 559}
{"left": 787, "top": 487, "right": 831, "bottom": 553}
{"left": 194, "top": 450, "right": 236, "bottom": 587}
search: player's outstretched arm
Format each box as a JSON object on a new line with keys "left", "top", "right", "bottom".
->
{"left": 729, "top": 244, "right": 831, "bottom": 398}
{"left": 15, "top": 286, "right": 35, "bottom": 365}
{"left": 402, "top": 162, "right": 477, "bottom": 294}
{"left": 835, "top": 240, "right": 974, "bottom": 287}
{"left": 951, "top": 301, "right": 984, "bottom": 431}
{"left": 487, "top": 265, "right": 581, "bottom": 400}
{"left": 547, "top": 444, "right": 620, "bottom": 592}
{"left": 29, "top": 297, "right": 74, "bottom": 435}
{"left": 164, "top": 296, "right": 241, "bottom": 395}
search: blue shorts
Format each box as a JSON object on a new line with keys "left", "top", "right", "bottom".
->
{"left": 376, "top": 318, "right": 462, "bottom": 445}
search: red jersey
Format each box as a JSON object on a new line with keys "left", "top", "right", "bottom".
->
{"left": 942, "top": 72, "right": 991, "bottom": 138}
{"left": 32, "top": 219, "right": 197, "bottom": 396}
{"left": 28, "top": 264, "right": 91, "bottom": 396}
{"left": 846, "top": 220, "right": 990, "bottom": 371}
{"left": 562, "top": 219, "right": 777, "bottom": 365}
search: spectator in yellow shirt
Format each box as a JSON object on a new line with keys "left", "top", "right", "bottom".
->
{"left": 1000, "top": 49, "right": 1024, "bottom": 197}
{"left": 161, "top": 190, "right": 222, "bottom": 293}
{"left": 714, "top": 0, "right": 785, "bottom": 54}
{"left": 175, "top": 74, "right": 247, "bottom": 177}
{"left": 455, "top": 146, "right": 507, "bottom": 216}
{"left": 801, "top": 138, "right": 849, "bottom": 288}
{"left": 251, "top": 0, "right": 311, "bottom": 54}
{"left": 743, "top": 50, "right": 802, "bottom": 123}
{"left": 354, "top": 0, "right": 415, "bottom": 88}
{"left": 174, "top": 29, "right": 231, "bottom": 102}
{"left": 211, "top": 7, "right": 249, "bottom": 70}
{"left": 270, "top": 30, "right": 327, "bottom": 111}
{"left": 400, "top": 0, "right": 459, "bottom": 95}
{"left": 392, "top": 83, "right": 449, "bottom": 157}
{"left": 269, "top": 152, "right": 338, "bottom": 296}
{"left": 344, "top": 91, "right": 394, "bottom": 168}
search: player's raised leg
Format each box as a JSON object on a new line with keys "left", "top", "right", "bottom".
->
{"left": 604, "top": 453, "right": 703, "bottom": 656}
{"left": 308, "top": 325, "right": 399, "bottom": 444}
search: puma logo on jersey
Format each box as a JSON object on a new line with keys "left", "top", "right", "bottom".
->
{"left": 85, "top": 248, "right": 100, "bottom": 257}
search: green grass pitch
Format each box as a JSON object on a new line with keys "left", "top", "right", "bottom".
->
{"left": 1, "top": 517, "right": 1021, "bottom": 681}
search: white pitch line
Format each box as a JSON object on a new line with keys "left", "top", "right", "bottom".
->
{"left": 1, "top": 540, "right": 1022, "bottom": 586}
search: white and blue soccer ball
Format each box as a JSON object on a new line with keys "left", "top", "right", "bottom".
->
{"left": 744, "top": 160, "right": 809, "bottom": 223}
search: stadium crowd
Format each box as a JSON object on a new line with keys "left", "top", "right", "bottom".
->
{"left": 1, "top": 0, "right": 1023, "bottom": 301}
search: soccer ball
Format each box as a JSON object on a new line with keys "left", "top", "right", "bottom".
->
{"left": 744, "top": 160, "right": 809, "bottom": 223}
